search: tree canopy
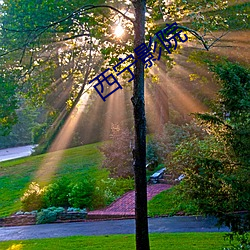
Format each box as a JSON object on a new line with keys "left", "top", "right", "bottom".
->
{"left": 1, "top": 0, "right": 248, "bottom": 135}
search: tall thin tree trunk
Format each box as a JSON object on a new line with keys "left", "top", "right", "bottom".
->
{"left": 132, "top": 1, "right": 150, "bottom": 250}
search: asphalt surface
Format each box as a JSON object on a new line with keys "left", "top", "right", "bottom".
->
{"left": 0, "top": 145, "right": 36, "bottom": 162}
{"left": 0, "top": 216, "right": 230, "bottom": 241}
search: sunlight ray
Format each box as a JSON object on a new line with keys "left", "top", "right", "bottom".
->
{"left": 78, "top": 92, "right": 105, "bottom": 144}
{"left": 35, "top": 93, "right": 90, "bottom": 184}
{"left": 100, "top": 87, "right": 127, "bottom": 141}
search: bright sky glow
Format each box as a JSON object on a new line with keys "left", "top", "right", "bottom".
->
{"left": 114, "top": 24, "right": 124, "bottom": 37}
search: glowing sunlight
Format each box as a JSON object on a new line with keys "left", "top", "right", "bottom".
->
{"left": 114, "top": 24, "right": 125, "bottom": 38}
{"left": 35, "top": 93, "right": 90, "bottom": 184}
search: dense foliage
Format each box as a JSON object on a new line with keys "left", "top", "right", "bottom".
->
{"left": 147, "top": 122, "right": 206, "bottom": 168}
{"left": 0, "top": 75, "right": 18, "bottom": 136}
{"left": 43, "top": 177, "right": 71, "bottom": 208}
{"left": 36, "top": 206, "right": 65, "bottom": 224}
{"left": 21, "top": 182, "right": 45, "bottom": 212}
{"left": 168, "top": 61, "right": 250, "bottom": 233}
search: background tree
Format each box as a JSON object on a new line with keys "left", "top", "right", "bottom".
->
{"left": 168, "top": 60, "right": 250, "bottom": 233}
{"left": 0, "top": 72, "right": 18, "bottom": 136}
{"left": 99, "top": 124, "right": 133, "bottom": 178}
{"left": 146, "top": 122, "right": 206, "bottom": 170}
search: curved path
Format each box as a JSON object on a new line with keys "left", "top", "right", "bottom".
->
{"left": 88, "top": 184, "right": 171, "bottom": 219}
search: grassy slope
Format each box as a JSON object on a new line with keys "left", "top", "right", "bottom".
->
{"left": 0, "top": 143, "right": 103, "bottom": 217}
{"left": 148, "top": 186, "right": 199, "bottom": 217}
{"left": 0, "top": 233, "right": 230, "bottom": 250}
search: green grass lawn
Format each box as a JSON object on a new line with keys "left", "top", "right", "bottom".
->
{"left": 0, "top": 143, "right": 104, "bottom": 217}
{"left": 148, "top": 186, "right": 199, "bottom": 217}
{"left": 0, "top": 233, "right": 231, "bottom": 250}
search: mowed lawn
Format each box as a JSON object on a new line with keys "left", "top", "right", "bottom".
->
{"left": 0, "top": 233, "right": 231, "bottom": 250}
{"left": 0, "top": 143, "right": 103, "bottom": 217}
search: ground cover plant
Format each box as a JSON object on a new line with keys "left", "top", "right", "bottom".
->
{"left": 0, "top": 233, "right": 232, "bottom": 250}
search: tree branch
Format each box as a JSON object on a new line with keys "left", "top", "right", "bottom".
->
{"left": 0, "top": 4, "right": 134, "bottom": 57}
{"left": 1, "top": 4, "right": 134, "bottom": 33}
{"left": 83, "top": 5, "right": 134, "bottom": 23}
{"left": 177, "top": 25, "right": 230, "bottom": 50}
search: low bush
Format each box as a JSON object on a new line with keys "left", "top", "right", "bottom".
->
{"left": 112, "top": 177, "right": 134, "bottom": 197}
{"left": 92, "top": 178, "right": 117, "bottom": 209}
{"left": 68, "top": 180, "right": 94, "bottom": 209}
{"left": 43, "top": 177, "right": 71, "bottom": 208}
{"left": 36, "top": 206, "right": 65, "bottom": 224}
{"left": 223, "top": 233, "right": 250, "bottom": 250}
{"left": 92, "top": 177, "right": 134, "bottom": 209}
{"left": 20, "top": 182, "right": 45, "bottom": 212}
{"left": 67, "top": 207, "right": 87, "bottom": 213}
{"left": 21, "top": 176, "right": 134, "bottom": 212}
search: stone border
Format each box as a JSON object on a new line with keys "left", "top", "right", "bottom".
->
{"left": 0, "top": 212, "right": 87, "bottom": 227}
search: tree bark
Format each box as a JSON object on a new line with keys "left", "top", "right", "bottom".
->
{"left": 132, "top": 1, "right": 150, "bottom": 250}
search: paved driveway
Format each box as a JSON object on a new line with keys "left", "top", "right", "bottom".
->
{"left": 0, "top": 216, "right": 230, "bottom": 241}
{"left": 0, "top": 145, "right": 37, "bottom": 162}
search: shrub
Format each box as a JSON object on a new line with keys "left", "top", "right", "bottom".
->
{"left": 113, "top": 177, "right": 134, "bottom": 197}
{"left": 167, "top": 135, "right": 241, "bottom": 214}
{"left": 68, "top": 180, "right": 94, "bottom": 209}
{"left": 43, "top": 177, "right": 71, "bottom": 208}
{"left": 21, "top": 182, "right": 45, "bottom": 211}
{"left": 223, "top": 233, "right": 250, "bottom": 250}
{"left": 67, "top": 207, "right": 86, "bottom": 213}
{"left": 146, "top": 140, "right": 159, "bottom": 171}
{"left": 92, "top": 178, "right": 117, "bottom": 209}
{"left": 93, "top": 177, "right": 134, "bottom": 209}
{"left": 32, "top": 123, "right": 47, "bottom": 144}
{"left": 36, "top": 206, "right": 64, "bottom": 224}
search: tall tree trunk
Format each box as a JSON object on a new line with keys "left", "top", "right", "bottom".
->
{"left": 132, "top": 1, "right": 150, "bottom": 250}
